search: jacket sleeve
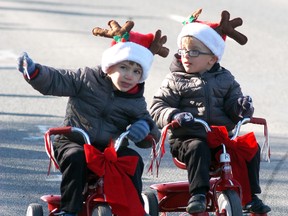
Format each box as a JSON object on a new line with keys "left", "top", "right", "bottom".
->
{"left": 124, "top": 95, "right": 161, "bottom": 148}
{"left": 134, "top": 123, "right": 160, "bottom": 149}
{"left": 223, "top": 76, "right": 245, "bottom": 123}
{"left": 150, "top": 74, "right": 181, "bottom": 129}
{"left": 27, "top": 64, "right": 85, "bottom": 96}
{"left": 132, "top": 109, "right": 161, "bottom": 148}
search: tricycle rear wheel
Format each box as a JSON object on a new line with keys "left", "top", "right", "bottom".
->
{"left": 142, "top": 190, "right": 159, "bottom": 216}
{"left": 26, "top": 203, "right": 44, "bottom": 216}
{"left": 92, "top": 203, "right": 112, "bottom": 216}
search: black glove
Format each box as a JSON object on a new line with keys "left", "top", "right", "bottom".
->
{"left": 237, "top": 95, "right": 254, "bottom": 118}
{"left": 127, "top": 120, "right": 150, "bottom": 143}
{"left": 173, "top": 112, "right": 194, "bottom": 127}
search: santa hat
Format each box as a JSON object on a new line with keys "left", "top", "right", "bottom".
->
{"left": 177, "top": 21, "right": 225, "bottom": 62}
{"left": 101, "top": 31, "right": 154, "bottom": 83}
{"left": 177, "top": 9, "right": 248, "bottom": 63}
{"left": 177, "top": 8, "right": 226, "bottom": 62}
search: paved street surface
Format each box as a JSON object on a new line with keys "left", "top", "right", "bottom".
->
{"left": 0, "top": 0, "right": 287, "bottom": 215}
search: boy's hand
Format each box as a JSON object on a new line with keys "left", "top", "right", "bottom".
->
{"left": 17, "top": 52, "right": 35, "bottom": 75}
{"left": 237, "top": 95, "right": 254, "bottom": 118}
{"left": 127, "top": 120, "right": 150, "bottom": 143}
{"left": 173, "top": 112, "right": 194, "bottom": 127}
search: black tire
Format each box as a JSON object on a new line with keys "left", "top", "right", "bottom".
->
{"left": 26, "top": 203, "right": 43, "bottom": 216}
{"left": 217, "top": 190, "right": 242, "bottom": 216}
{"left": 92, "top": 203, "right": 112, "bottom": 216}
{"left": 142, "top": 190, "right": 159, "bottom": 216}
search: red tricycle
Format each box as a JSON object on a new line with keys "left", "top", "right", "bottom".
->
{"left": 25, "top": 127, "right": 159, "bottom": 216}
{"left": 149, "top": 117, "right": 270, "bottom": 216}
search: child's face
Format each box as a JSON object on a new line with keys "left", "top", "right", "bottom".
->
{"left": 179, "top": 36, "right": 217, "bottom": 74}
{"left": 107, "top": 61, "right": 143, "bottom": 92}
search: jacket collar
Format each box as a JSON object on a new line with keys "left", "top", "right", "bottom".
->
{"left": 114, "top": 83, "right": 145, "bottom": 98}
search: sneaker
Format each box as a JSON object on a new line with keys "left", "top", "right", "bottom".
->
{"left": 186, "top": 194, "right": 206, "bottom": 214}
{"left": 243, "top": 195, "right": 271, "bottom": 214}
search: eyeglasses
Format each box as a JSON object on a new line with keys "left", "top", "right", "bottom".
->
{"left": 178, "top": 49, "right": 213, "bottom": 57}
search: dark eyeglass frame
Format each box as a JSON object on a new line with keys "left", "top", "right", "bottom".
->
{"left": 178, "top": 49, "right": 213, "bottom": 57}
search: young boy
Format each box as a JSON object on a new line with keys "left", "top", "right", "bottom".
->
{"left": 150, "top": 9, "right": 271, "bottom": 214}
{"left": 17, "top": 20, "right": 169, "bottom": 216}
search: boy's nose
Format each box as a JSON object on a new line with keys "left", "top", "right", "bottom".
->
{"left": 124, "top": 71, "right": 133, "bottom": 79}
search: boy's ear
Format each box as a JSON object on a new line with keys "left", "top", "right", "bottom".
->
{"left": 106, "top": 66, "right": 113, "bottom": 74}
{"left": 209, "top": 55, "right": 218, "bottom": 65}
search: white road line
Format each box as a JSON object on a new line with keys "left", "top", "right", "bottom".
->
{"left": 0, "top": 49, "right": 18, "bottom": 60}
{"left": 23, "top": 125, "right": 51, "bottom": 141}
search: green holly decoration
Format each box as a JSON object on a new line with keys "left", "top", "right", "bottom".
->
{"left": 182, "top": 15, "right": 196, "bottom": 25}
{"left": 113, "top": 32, "right": 130, "bottom": 43}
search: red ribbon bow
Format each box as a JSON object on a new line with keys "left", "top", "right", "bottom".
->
{"left": 84, "top": 144, "right": 145, "bottom": 216}
{"left": 207, "top": 126, "right": 258, "bottom": 204}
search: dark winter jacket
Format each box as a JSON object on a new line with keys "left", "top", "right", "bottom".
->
{"left": 28, "top": 64, "right": 160, "bottom": 148}
{"left": 150, "top": 54, "right": 244, "bottom": 140}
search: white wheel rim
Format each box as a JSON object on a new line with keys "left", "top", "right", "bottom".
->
{"left": 218, "top": 193, "right": 232, "bottom": 216}
{"left": 26, "top": 206, "right": 32, "bottom": 216}
{"left": 142, "top": 193, "right": 150, "bottom": 213}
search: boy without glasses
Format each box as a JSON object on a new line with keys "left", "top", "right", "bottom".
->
{"left": 17, "top": 20, "right": 169, "bottom": 216}
{"left": 150, "top": 9, "right": 271, "bottom": 214}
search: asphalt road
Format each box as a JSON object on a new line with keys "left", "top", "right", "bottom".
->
{"left": 0, "top": 0, "right": 287, "bottom": 215}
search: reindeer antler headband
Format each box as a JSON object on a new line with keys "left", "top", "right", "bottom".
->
{"left": 92, "top": 20, "right": 169, "bottom": 57}
{"left": 214, "top": 10, "right": 248, "bottom": 45}
{"left": 92, "top": 20, "right": 169, "bottom": 83}
{"left": 178, "top": 9, "right": 248, "bottom": 62}
{"left": 181, "top": 9, "right": 248, "bottom": 45}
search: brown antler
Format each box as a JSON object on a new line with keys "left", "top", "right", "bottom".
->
{"left": 214, "top": 10, "right": 248, "bottom": 45}
{"left": 92, "top": 20, "right": 134, "bottom": 38}
{"left": 149, "top": 30, "right": 170, "bottom": 57}
{"left": 182, "top": 8, "right": 202, "bottom": 24}
{"left": 191, "top": 8, "right": 202, "bottom": 20}
{"left": 93, "top": 20, "right": 169, "bottom": 57}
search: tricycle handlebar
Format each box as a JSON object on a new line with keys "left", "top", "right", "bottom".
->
{"left": 46, "top": 126, "right": 91, "bottom": 144}
{"left": 114, "top": 131, "right": 130, "bottom": 151}
{"left": 188, "top": 117, "right": 251, "bottom": 139}
{"left": 44, "top": 127, "right": 130, "bottom": 174}
{"left": 45, "top": 127, "right": 129, "bottom": 151}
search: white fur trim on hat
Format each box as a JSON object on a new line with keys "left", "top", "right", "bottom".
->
{"left": 177, "top": 22, "right": 225, "bottom": 62}
{"left": 101, "top": 42, "right": 153, "bottom": 83}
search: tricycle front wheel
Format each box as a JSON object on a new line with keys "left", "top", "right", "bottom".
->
{"left": 217, "top": 190, "right": 242, "bottom": 216}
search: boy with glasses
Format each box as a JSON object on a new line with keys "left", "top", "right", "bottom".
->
{"left": 150, "top": 9, "right": 271, "bottom": 215}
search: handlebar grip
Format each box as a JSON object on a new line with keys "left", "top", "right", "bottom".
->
{"left": 47, "top": 126, "right": 72, "bottom": 136}
{"left": 250, "top": 117, "right": 267, "bottom": 125}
